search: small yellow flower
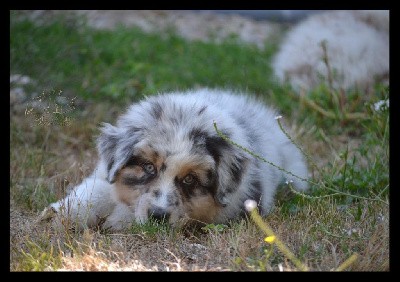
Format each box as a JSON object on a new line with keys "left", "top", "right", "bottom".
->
{"left": 264, "top": 236, "right": 276, "bottom": 244}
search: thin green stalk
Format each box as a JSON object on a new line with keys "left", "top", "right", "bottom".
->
{"left": 341, "top": 147, "right": 349, "bottom": 191}
{"left": 213, "top": 121, "right": 315, "bottom": 185}
{"left": 276, "top": 118, "right": 322, "bottom": 175}
{"left": 214, "top": 121, "right": 389, "bottom": 206}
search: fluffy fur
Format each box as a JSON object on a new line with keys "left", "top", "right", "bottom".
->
{"left": 272, "top": 10, "right": 389, "bottom": 92}
{"left": 43, "top": 89, "right": 308, "bottom": 230}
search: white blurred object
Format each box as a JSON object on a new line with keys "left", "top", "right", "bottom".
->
{"left": 373, "top": 99, "right": 389, "bottom": 112}
{"left": 10, "top": 74, "right": 32, "bottom": 85}
{"left": 272, "top": 10, "right": 389, "bottom": 92}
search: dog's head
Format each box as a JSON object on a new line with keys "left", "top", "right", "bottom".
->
{"left": 97, "top": 95, "right": 249, "bottom": 226}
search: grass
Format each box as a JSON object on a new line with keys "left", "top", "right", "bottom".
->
{"left": 10, "top": 11, "right": 389, "bottom": 271}
{"left": 10, "top": 11, "right": 277, "bottom": 105}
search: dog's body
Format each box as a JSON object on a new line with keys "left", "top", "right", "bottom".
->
{"left": 45, "top": 89, "right": 308, "bottom": 230}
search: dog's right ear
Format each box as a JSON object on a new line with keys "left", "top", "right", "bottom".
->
{"left": 97, "top": 123, "right": 121, "bottom": 183}
{"left": 97, "top": 123, "right": 143, "bottom": 183}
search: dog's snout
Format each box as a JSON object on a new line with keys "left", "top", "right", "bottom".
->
{"left": 148, "top": 207, "right": 170, "bottom": 222}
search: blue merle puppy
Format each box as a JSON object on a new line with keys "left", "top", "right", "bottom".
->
{"left": 41, "top": 88, "right": 308, "bottom": 230}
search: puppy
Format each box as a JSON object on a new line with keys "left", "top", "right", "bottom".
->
{"left": 42, "top": 89, "right": 308, "bottom": 230}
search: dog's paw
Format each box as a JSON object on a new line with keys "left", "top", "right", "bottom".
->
{"left": 36, "top": 205, "right": 79, "bottom": 232}
{"left": 36, "top": 206, "right": 57, "bottom": 224}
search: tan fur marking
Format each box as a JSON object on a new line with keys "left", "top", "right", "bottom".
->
{"left": 114, "top": 181, "right": 142, "bottom": 206}
{"left": 185, "top": 194, "right": 220, "bottom": 223}
{"left": 136, "top": 146, "right": 165, "bottom": 169}
{"left": 118, "top": 166, "right": 145, "bottom": 179}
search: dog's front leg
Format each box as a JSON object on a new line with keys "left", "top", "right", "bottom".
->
{"left": 39, "top": 166, "right": 116, "bottom": 231}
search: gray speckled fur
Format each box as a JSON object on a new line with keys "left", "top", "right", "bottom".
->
{"left": 47, "top": 88, "right": 308, "bottom": 230}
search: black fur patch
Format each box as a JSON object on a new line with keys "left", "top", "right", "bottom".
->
{"left": 107, "top": 159, "right": 115, "bottom": 183}
{"left": 205, "top": 169, "right": 218, "bottom": 196}
{"left": 170, "top": 116, "right": 179, "bottom": 126}
{"left": 172, "top": 191, "right": 179, "bottom": 206}
{"left": 124, "top": 156, "right": 147, "bottom": 168}
{"left": 197, "top": 105, "right": 207, "bottom": 116}
{"left": 127, "top": 126, "right": 143, "bottom": 134}
{"left": 229, "top": 157, "right": 246, "bottom": 187}
{"left": 175, "top": 177, "right": 192, "bottom": 199}
{"left": 121, "top": 176, "right": 154, "bottom": 186}
{"left": 217, "top": 156, "right": 247, "bottom": 199}
{"left": 205, "top": 135, "right": 231, "bottom": 164}
{"left": 236, "top": 180, "right": 263, "bottom": 217}
{"left": 107, "top": 160, "right": 114, "bottom": 175}
{"left": 168, "top": 103, "right": 184, "bottom": 126}
{"left": 215, "top": 154, "right": 247, "bottom": 205}
{"left": 150, "top": 101, "right": 163, "bottom": 120}
{"left": 235, "top": 116, "right": 259, "bottom": 144}
{"left": 206, "top": 170, "right": 214, "bottom": 183}
{"left": 160, "top": 163, "right": 167, "bottom": 172}
{"left": 250, "top": 180, "right": 262, "bottom": 206}
{"left": 189, "top": 128, "right": 207, "bottom": 145}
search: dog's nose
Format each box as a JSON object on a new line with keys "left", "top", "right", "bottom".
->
{"left": 148, "top": 207, "right": 170, "bottom": 222}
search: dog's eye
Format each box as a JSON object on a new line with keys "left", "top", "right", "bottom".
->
{"left": 143, "top": 163, "right": 156, "bottom": 175}
{"left": 182, "top": 174, "right": 196, "bottom": 186}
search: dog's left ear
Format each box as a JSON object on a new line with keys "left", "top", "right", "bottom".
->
{"left": 97, "top": 123, "right": 141, "bottom": 183}
{"left": 205, "top": 135, "right": 249, "bottom": 207}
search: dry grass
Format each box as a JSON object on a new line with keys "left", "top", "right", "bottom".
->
{"left": 10, "top": 99, "right": 389, "bottom": 271}
{"left": 10, "top": 11, "right": 389, "bottom": 272}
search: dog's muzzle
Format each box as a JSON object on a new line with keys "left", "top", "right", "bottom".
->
{"left": 148, "top": 206, "right": 171, "bottom": 222}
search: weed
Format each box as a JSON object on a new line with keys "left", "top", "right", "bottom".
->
{"left": 201, "top": 223, "right": 229, "bottom": 234}
{"left": 129, "top": 219, "right": 174, "bottom": 240}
